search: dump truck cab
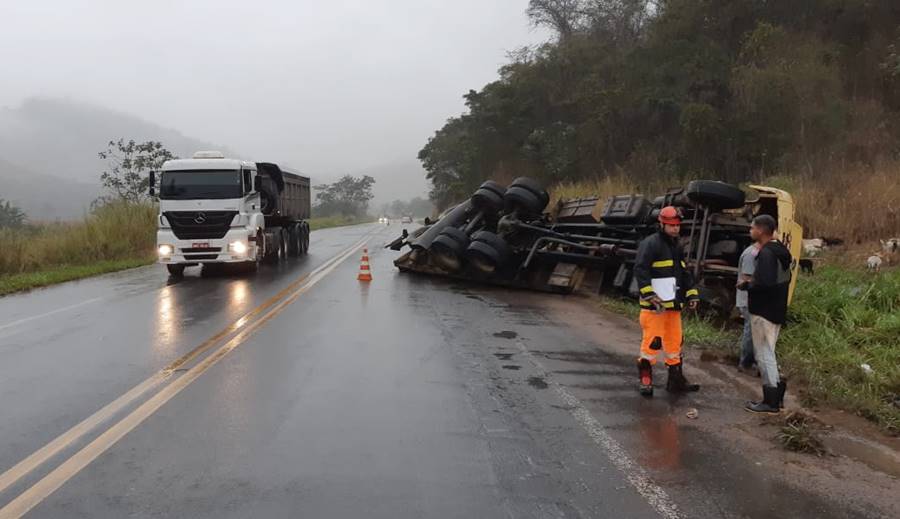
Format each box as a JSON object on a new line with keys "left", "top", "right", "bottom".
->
{"left": 152, "top": 151, "right": 310, "bottom": 277}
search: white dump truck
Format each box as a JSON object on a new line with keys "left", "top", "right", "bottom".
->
{"left": 150, "top": 151, "right": 311, "bottom": 277}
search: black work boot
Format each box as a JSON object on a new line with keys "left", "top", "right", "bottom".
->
{"left": 665, "top": 362, "right": 700, "bottom": 393}
{"left": 638, "top": 360, "right": 653, "bottom": 397}
{"left": 776, "top": 379, "right": 787, "bottom": 409}
{"left": 745, "top": 385, "right": 781, "bottom": 413}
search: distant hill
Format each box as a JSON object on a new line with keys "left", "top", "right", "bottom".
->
{"left": 0, "top": 97, "right": 233, "bottom": 219}
{"left": 0, "top": 157, "right": 97, "bottom": 221}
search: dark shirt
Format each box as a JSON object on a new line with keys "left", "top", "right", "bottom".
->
{"left": 748, "top": 240, "right": 792, "bottom": 325}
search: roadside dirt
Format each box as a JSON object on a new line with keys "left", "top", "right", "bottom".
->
{"left": 497, "top": 289, "right": 900, "bottom": 517}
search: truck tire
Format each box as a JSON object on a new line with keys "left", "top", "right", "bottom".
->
{"left": 510, "top": 177, "right": 550, "bottom": 208}
{"left": 279, "top": 229, "right": 289, "bottom": 261}
{"left": 430, "top": 227, "right": 470, "bottom": 272}
{"left": 301, "top": 224, "right": 310, "bottom": 254}
{"left": 287, "top": 224, "right": 301, "bottom": 257}
{"left": 166, "top": 264, "right": 186, "bottom": 278}
{"left": 263, "top": 231, "right": 281, "bottom": 264}
{"left": 686, "top": 180, "right": 745, "bottom": 209}
{"left": 504, "top": 186, "right": 544, "bottom": 216}
{"left": 471, "top": 186, "right": 504, "bottom": 215}
{"left": 465, "top": 231, "right": 511, "bottom": 274}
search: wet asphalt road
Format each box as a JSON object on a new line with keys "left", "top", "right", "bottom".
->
{"left": 0, "top": 223, "right": 878, "bottom": 518}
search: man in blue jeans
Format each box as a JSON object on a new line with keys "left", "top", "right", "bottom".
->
{"left": 735, "top": 243, "right": 758, "bottom": 372}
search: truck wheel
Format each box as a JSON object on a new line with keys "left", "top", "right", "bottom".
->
{"left": 166, "top": 264, "right": 186, "bottom": 278}
{"left": 302, "top": 224, "right": 310, "bottom": 254}
{"left": 686, "top": 180, "right": 745, "bottom": 209}
{"left": 471, "top": 186, "right": 504, "bottom": 216}
{"left": 430, "top": 227, "right": 470, "bottom": 272}
{"left": 510, "top": 177, "right": 550, "bottom": 209}
{"left": 465, "top": 231, "right": 511, "bottom": 274}
{"left": 287, "top": 225, "right": 300, "bottom": 257}
{"left": 263, "top": 231, "right": 280, "bottom": 264}
{"left": 504, "top": 186, "right": 544, "bottom": 216}
{"left": 279, "top": 229, "right": 289, "bottom": 261}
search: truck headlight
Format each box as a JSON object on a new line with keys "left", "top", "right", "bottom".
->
{"left": 229, "top": 241, "right": 248, "bottom": 255}
{"left": 158, "top": 244, "right": 174, "bottom": 256}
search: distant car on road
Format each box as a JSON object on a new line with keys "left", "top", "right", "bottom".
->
{"left": 400, "top": 214, "right": 413, "bottom": 224}
{"left": 378, "top": 216, "right": 390, "bottom": 224}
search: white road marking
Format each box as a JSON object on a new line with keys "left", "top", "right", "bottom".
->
{"left": 514, "top": 340, "right": 683, "bottom": 519}
{"left": 0, "top": 298, "right": 104, "bottom": 332}
{"left": 0, "top": 237, "right": 368, "bottom": 519}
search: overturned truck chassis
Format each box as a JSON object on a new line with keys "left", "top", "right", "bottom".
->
{"left": 390, "top": 178, "right": 798, "bottom": 314}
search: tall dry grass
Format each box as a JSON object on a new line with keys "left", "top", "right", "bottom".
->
{"left": 788, "top": 165, "right": 900, "bottom": 244}
{"left": 549, "top": 163, "right": 900, "bottom": 245}
{"left": 0, "top": 202, "right": 157, "bottom": 276}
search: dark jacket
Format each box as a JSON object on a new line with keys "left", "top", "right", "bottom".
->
{"left": 748, "top": 240, "right": 793, "bottom": 325}
{"left": 634, "top": 231, "right": 698, "bottom": 311}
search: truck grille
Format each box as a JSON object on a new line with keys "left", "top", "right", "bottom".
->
{"left": 164, "top": 211, "right": 238, "bottom": 240}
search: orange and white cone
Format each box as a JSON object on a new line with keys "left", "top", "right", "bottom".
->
{"left": 357, "top": 248, "right": 373, "bottom": 282}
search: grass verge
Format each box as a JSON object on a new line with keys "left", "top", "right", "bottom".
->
{"left": 308, "top": 215, "right": 373, "bottom": 231}
{"left": 598, "top": 265, "right": 900, "bottom": 434}
{"left": 0, "top": 257, "right": 154, "bottom": 296}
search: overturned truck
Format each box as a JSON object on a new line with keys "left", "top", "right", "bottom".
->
{"left": 390, "top": 178, "right": 803, "bottom": 314}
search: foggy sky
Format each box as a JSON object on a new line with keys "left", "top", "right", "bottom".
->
{"left": 0, "top": 1, "right": 548, "bottom": 199}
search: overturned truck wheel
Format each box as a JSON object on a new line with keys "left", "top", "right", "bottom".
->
{"left": 471, "top": 181, "right": 505, "bottom": 216}
{"left": 430, "top": 227, "right": 470, "bottom": 272}
{"left": 465, "top": 231, "right": 511, "bottom": 275}
{"left": 686, "top": 180, "right": 745, "bottom": 209}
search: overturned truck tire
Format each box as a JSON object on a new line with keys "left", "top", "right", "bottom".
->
{"left": 686, "top": 180, "right": 745, "bottom": 209}
{"left": 465, "top": 231, "right": 511, "bottom": 275}
{"left": 504, "top": 177, "right": 549, "bottom": 216}
{"left": 430, "top": 227, "right": 470, "bottom": 272}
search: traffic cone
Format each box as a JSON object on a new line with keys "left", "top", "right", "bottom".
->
{"left": 357, "top": 248, "right": 373, "bottom": 282}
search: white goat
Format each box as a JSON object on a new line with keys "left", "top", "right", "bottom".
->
{"left": 867, "top": 254, "right": 883, "bottom": 273}
{"left": 881, "top": 238, "right": 900, "bottom": 255}
{"left": 802, "top": 238, "right": 826, "bottom": 257}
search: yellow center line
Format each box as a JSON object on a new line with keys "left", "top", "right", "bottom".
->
{"left": 0, "top": 231, "right": 374, "bottom": 504}
{"left": 0, "top": 236, "right": 368, "bottom": 518}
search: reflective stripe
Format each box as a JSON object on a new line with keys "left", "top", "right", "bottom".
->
{"left": 640, "top": 352, "right": 657, "bottom": 361}
{"left": 640, "top": 286, "right": 654, "bottom": 294}
{"left": 665, "top": 352, "right": 681, "bottom": 359}
{"left": 662, "top": 301, "right": 675, "bottom": 308}
{"left": 681, "top": 261, "right": 687, "bottom": 268}
{"left": 652, "top": 260, "right": 674, "bottom": 268}
{"left": 685, "top": 289, "right": 699, "bottom": 297}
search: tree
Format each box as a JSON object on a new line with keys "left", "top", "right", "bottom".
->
{"left": 0, "top": 199, "right": 26, "bottom": 228}
{"left": 98, "top": 139, "right": 176, "bottom": 204}
{"left": 313, "top": 175, "right": 376, "bottom": 217}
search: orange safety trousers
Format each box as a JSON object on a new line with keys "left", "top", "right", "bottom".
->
{"left": 638, "top": 310, "right": 683, "bottom": 366}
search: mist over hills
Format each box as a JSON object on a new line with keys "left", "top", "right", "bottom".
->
{"left": 0, "top": 97, "right": 429, "bottom": 220}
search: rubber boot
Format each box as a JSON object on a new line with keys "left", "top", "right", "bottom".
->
{"left": 745, "top": 385, "right": 781, "bottom": 413}
{"left": 776, "top": 379, "right": 787, "bottom": 408}
{"left": 665, "top": 362, "right": 700, "bottom": 393}
{"left": 638, "top": 360, "right": 653, "bottom": 397}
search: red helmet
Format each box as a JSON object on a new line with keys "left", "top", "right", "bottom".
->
{"left": 658, "top": 206, "right": 682, "bottom": 225}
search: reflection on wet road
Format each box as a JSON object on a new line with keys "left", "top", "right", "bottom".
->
{"left": 0, "top": 223, "right": 879, "bottom": 518}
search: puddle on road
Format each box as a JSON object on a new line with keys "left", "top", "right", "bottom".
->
{"left": 527, "top": 376, "right": 549, "bottom": 389}
{"left": 493, "top": 353, "right": 514, "bottom": 361}
{"left": 493, "top": 331, "right": 518, "bottom": 339}
{"left": 502, "top": 365, "right": 522, "bottom": 371}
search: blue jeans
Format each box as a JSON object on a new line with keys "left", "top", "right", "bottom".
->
{"left": 738, "top": 307, "right": 755, "bottom": 368}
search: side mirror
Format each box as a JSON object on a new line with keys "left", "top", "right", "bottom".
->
{"left": 254, "top": 176, "right": 262, "bottom": 193}
{"left": 148, "top": 170, "right": 156, "bottom": 196}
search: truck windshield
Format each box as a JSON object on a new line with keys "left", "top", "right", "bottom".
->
{"left": 159, "top": 170, "right": 243, "bottom": 200}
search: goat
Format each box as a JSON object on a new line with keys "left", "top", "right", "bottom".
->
{"left": 802, "top": 238, "right": 826, "bottom": 257}
{"left": 799, "top": 258, "right": 815, "bottom": 275}
{"left": 881, "top": 238, "right": 900, "bottom": 255}
{"left": 867, "top": 254, "right": 883, "bottom": 273}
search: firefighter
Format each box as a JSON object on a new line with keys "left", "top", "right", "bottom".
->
{"left": 633, "top": 206, "right": 700, "bottom": 396}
